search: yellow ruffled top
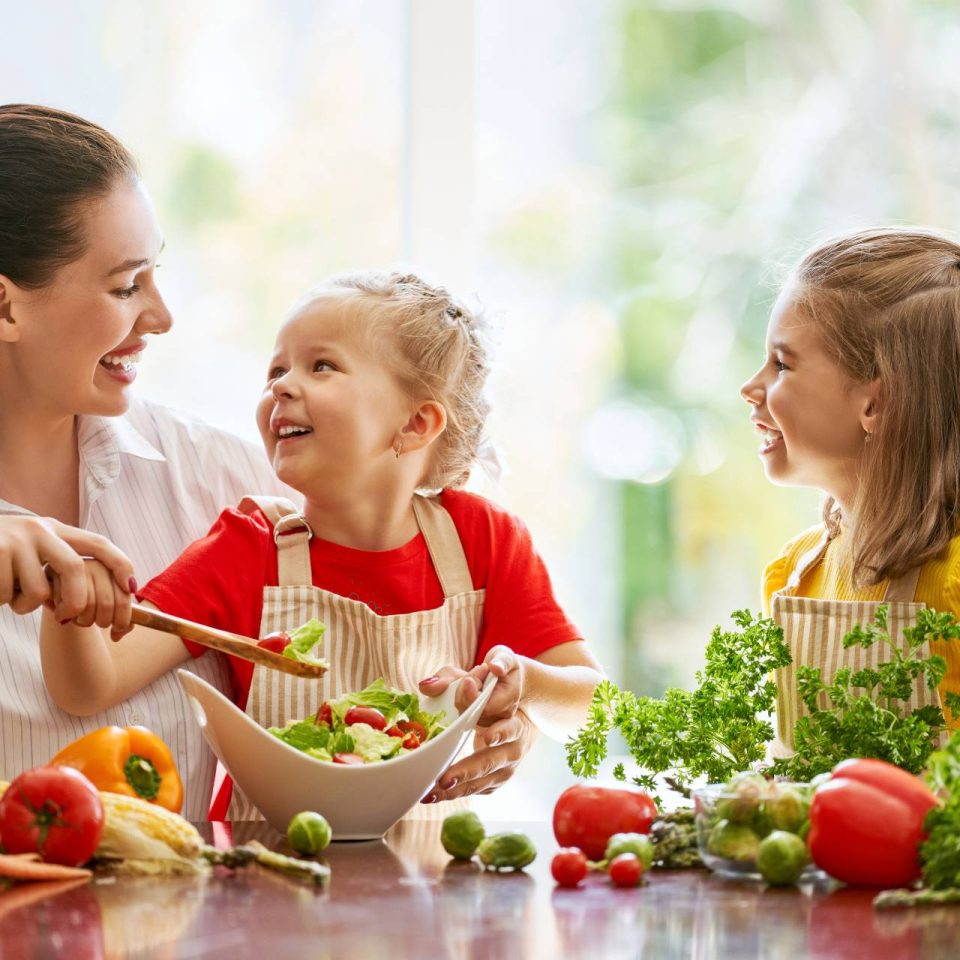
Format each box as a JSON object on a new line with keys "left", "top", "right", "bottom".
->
{"left": 762, "top": 524, "right": 960, "bottom": 729}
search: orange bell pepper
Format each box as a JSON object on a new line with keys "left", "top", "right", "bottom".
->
{"left": 50, "top": 726, "right": 183, "bottom": 813}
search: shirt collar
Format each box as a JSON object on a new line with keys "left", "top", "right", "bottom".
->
{"left": 77, "top": 413, "right": 166, "bottom": 493}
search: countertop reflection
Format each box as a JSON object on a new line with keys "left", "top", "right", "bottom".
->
{"left": 1, "top": 820, "right": 958, "bottom": 960}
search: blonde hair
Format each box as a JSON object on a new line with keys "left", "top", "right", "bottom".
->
{"left": 317, "top": 270, "right": 491, "bottom": 490}
{"left": 788, "top": 227, "right": 960, "bottom": 586}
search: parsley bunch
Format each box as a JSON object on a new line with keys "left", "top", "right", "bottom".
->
{"left": 921, "top": 729, "right": 960, "bottom": 891}
{"left": 566, "top": 610, "right": 791, "bottom": 798}
{"left": 773, "top": 607, "right": 960, "bottom": 781}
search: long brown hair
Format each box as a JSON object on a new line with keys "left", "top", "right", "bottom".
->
{"left": 0, "top": 104, "right": 138, "bottom": 288}
{"left": 790, "top": 227, "right": 960, "bottom": 586}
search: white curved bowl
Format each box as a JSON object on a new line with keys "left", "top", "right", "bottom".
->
{"left": 177, "top": 669, "right": 496, "bottom": 839}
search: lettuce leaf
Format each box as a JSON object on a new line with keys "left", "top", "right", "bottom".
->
{"left": 282, "top": 619, "right": 328, "bottom": 668}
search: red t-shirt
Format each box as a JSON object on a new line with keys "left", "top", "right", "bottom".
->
{"left": 140, "top": 489, "right": 581, "bottom": 709}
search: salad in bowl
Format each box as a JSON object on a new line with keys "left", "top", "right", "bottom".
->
{"left": 269, "top": 679, "right": 449, "bottom": 765}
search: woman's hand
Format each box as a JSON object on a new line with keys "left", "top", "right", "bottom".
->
{"left": 418, "top": 646, "right": 536, "bottom": 802}
{"left": 0, "top": 515, "right": 136, "bottom": 618}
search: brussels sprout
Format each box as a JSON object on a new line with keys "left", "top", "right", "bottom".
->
{"left": 707, "top": 820, "right": 761, "bottom": 863}
{"left": 756, "top": 830, "right": 808, "bottom": 886}
{"left": 716, "top": 772, "right": 767, "bottom": 825}
{"left": 477, "top": 832, "right": 537, "bottom": 871}
{"left": 441, "top": 811, "right": 486, "bottom": 860}
{"left": 604, "top": 832, "right": 654, "bottom": 871}
{"left": 765, "top": 784, "right": 809, "bottom": 834}
{"left": 287, "top": 811, "right": 332, "bottom": 855}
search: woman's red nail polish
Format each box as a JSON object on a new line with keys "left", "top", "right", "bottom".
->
{"left": 58, "top": 619, "right": 72, "bottom": 626}
{"left": 421, "top": 676, "right": 440, "bottom": 684}
{"left": 128, "top": 577, "right": 139, "bottom": 594}
{"left": 439, "top": 777, "right": 458, "bottom": 791}
{"left": 421, "top": 793, "right": 438, "bottom": 804}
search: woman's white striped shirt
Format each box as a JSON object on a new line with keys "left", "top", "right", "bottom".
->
{"left": 0, "top": 399, "right": 290, "bottom": 819}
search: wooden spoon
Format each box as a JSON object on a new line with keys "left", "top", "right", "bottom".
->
{"left": 129, "top": 603, "right": 326, "bottom": 679}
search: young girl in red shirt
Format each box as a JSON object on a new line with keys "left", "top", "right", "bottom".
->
{"left": 41, "top": 271, "right": 604, "bottom": 816}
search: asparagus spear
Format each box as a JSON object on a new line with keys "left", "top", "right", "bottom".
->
{"left": 874, "top": 887, "right": 960, "bottom": 909}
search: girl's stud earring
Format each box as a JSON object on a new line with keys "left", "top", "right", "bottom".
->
{"left": 864, "top": 432, "right": 872, "bottom": 443}
{"left": 395, "top": 438, "right": 404, "bottom": 459}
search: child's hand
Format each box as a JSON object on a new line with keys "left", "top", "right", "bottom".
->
{"left": 418, "top": 646, "right": 534, "bottom": 802}
{"left": 50, "top": 558, "right": 134, "bottom": 641}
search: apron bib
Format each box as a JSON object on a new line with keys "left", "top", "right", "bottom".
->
{"left": 771, "top": 530, "right": 941, "bottom": 758}
{"left": 228, "top": 494, "right": 485, "bottom": 821}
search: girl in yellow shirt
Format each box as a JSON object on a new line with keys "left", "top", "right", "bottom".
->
{"left": 740, "top": 227, "right": 960, "bottom": 751}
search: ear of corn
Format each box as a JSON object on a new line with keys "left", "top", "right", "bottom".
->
{"left": 96, "top": 791, "right": 206, "bottom": 872}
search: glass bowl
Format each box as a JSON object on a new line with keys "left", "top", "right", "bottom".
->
{"left": 692, "top": 778, "right": 822, "bottom": 882}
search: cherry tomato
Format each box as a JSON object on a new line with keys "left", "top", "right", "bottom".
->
{"left": 553, "top": 784, "right": 658, "bottom": 860}
{"left": 0, "top": 766, "right": 104, "bottom": 867}
{"left": 551, "top": 848, "right": 588, "bottom": 888}
{"left": 609, "top": 853, "right": 643, "bottom": 888}
{"left": 386, "top": 726, "right": 405, "bottom": 739}
{"left": 344, "top": 706, "right": 387, "bottom": 731}
{"left": 315, "top": 702, "right": 333, "bottom": 727}
{"left": 401, "top": 733, "right": 421, "bottom": 750}
{"left": 397, "top": 720, "right": 427, "bottom": 741}
{"left": 332, "top": 753, "right": 366, "bottom": 765}
{"left": 257, "top": 631, "right": 292, "bottom": 654}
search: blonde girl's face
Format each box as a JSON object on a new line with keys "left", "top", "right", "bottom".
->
{"left": 256, "top": 293, "right": 412, "bottom": 498}
{"left": 739, "top": 292, "right": 876, "bottom": 502}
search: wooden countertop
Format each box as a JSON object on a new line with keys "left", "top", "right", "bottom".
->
{"left": 1, "top": 819, "right": 958, "bottom": 959}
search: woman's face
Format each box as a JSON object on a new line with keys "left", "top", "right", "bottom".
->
{"left": 0, "top": 179, "right": 170, "bottom": 419}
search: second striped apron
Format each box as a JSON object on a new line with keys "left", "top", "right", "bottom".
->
{"left": 228, "top": 493, "right": 485, "bottom": 821}
{"left": 770, "top": 530, "right": 941, "bottom": 758}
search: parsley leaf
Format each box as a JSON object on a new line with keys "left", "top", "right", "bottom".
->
{"left": 566, "top": 610, "right": 791, "bottom": 801}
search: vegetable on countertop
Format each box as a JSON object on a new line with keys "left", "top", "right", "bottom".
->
{"left": 809, "top": 758, "right": 939, "bottom": 888}
{"left": 567, "top": 610, "right": 791, "bottom": 798}
{"left": 50, "top": 725, "right": 183, "bottom": 812}
{"left": 553, "top": 784, "right": 657, "bottom": 861}
{"left": 477, "top": 833, "right": 537, "bottom": 871}
{"left": 0, "top": 767, "right": 104, "bottom": 868}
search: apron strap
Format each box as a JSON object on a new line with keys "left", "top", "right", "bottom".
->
{"left": 883, "top": 565, "right": 922, "bottom": 603}
{"left": 237, "top": 495, "right": 313, "bottom": 588}
{"left": 412, "top": 494, "right": 474, "bottom": 598}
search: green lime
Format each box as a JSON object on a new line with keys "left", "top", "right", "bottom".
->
{"left": 756, "top": 830, "right": 808, "bottom": 886}
{"left": 287, "top": 811, "right": 332, "bottom": 855}
{"left": 441, "top": 811, "right": 486, "bottom": 860}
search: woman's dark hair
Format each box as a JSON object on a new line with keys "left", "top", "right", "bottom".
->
{"left": 0, "top": 104, "right": 139, "bottom": 288}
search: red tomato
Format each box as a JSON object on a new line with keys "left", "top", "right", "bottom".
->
{"left": 386, "top": 726, "right": 405, "bottom": 739}
{"left": 332, "top": 753, "right": 366, "bottom": 765}
{"left": 0, "top": 766, "right": 105, "bottom": 867}
{"left": 257, "top": 631, "right": 291, "bottom": 654}
{"left": 553, "top": 785, "right": 658, "bottom": 860}
{"left": 315, "top": 702, "right": 333, "bottom": 727}
{"left": 609, "top": 853, "right": 643, "bottom": 888}
{"left": 397, "top": 720, "right": 427, "bottom": 741}
{"left": 401, "top": 734, "right": 421, "bottom": 750}
{"left": 344, "top": 706, "right": 387, "bottom": 731}
{"left": 551, "top": 848, "right": 588, "bottom": 888}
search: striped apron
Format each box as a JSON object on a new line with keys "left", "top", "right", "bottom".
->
{"left": 771, "top": 530, "right": 941, "bottom": 757}
{"left": 227, "top": 494, "right": 485, "bottom": 821}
